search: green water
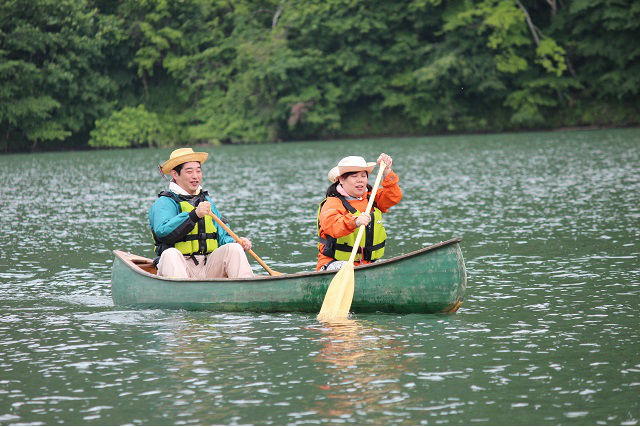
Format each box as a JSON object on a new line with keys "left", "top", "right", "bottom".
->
{"left": 0, "top": 128, "right": 638, "bottom": 425}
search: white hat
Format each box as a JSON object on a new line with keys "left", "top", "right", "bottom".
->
{"left": 327, "top": 156, "right": 376, "bottom": 182}
{"left": 160, "top": 147, "right": 208, "bottom": 174}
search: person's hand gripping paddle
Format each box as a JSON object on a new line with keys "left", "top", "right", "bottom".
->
{"left": 206, "top": 210, "right": 282, "bottom": 276}
{"left": 317, "top": 162, "right": 386, "bottom": 322}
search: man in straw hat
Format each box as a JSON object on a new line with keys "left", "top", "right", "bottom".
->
{"left": 149, "top": 148, "right": 254, "bottom": 278}
{"left": 316, "top": 153, "right": 402, "bottom": 271}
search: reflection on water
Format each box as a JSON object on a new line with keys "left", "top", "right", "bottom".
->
{"left": 314, "top": 319, "right": 367, "bottom": 368}
{"left": 0, "top": 129, "right": 638, "bottom": 424}
{"left": 310, "top": 319, "right": 411, "bottom": 424}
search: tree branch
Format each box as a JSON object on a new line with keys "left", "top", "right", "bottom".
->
{"left": 516, "top": 0, "right": 576, "bottom": 77}
{"left": 515, "top": 0, "right": 540, "bottom": 45}
{"left": 545, "top": 0, "right": 557, "bottom": 17}
{"left": 272, "top": 1, "right": 284, "bottom": 29}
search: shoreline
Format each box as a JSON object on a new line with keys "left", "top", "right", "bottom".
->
{"left": 2, "top": 124, "right": 638, "bottom": 154}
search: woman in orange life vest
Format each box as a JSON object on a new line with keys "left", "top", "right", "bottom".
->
{"left": 316, "top": 153, "right": 402, "bottom": 271}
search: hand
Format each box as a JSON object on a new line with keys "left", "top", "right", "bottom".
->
{"left": 239, "top": 237, "right": 252, "bottom": 251}
{"left": 377, "top": 153, "right": 393, "bottom": 176}
{"left": 355, "top": 213, "right": 371, "bottom": 227}
{"left": 195, "top": 201, "right": 211, "bottom": 218}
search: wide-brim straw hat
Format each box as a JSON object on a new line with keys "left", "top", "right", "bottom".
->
{"left": 161, "top": 148, "right": 208, "bottom": 174}
{"left": 328, "top": 155, "right": 376, "bottom": 182}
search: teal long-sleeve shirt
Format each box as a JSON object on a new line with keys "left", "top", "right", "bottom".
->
{"left": 148, "top": 191, "right": 235, "bottom": 248}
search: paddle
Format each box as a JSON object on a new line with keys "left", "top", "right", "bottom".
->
{"left": 317, "top": 162, "right": 387, "bottom": 322}
{"left": 208, "top": 210, "right": 282, "bottom": 276}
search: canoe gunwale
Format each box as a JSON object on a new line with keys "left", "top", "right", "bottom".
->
{"left": 112, "top": 237, "right": 464, "bottom": 282}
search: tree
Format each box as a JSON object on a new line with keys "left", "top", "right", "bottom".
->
{"left": 551, "top": 0, "right": 640, "bottom": 123}
{"left": 88, "top": 105, "right": 165, "bottom": 148}
{"left": 0, "top": 0, "right": 118, "bottom": 151}
{"left": 1, "top": 0, "right": 638, "bottom": 152}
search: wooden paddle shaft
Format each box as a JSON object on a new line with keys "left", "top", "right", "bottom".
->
{"left": 208, "top": 210, "right": 281, "bottom": 276}
{"left": 347, "top": 162, "right": 386, "bottom": 264}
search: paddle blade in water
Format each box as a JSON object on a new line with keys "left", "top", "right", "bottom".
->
{"left": 317, "top": 262, "right": 355, "bottom": 322}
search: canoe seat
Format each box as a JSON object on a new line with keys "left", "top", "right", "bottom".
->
{"left": 131, "top": 258, "right": 158, "bottom": 275}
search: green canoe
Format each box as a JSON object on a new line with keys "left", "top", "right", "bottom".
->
{"left": 110, "top": 237, "right": 467, "bottom": 314}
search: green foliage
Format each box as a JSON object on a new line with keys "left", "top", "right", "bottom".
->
{"left": 535, "top": 38, "right": 567, "bottom": 76}
{"left": 89, "top": 105, "right": 166, "bottom": 148}
{"left": 560, "top": 0, "right": 640, "bottom": 99}
{"left": 445, "top": 0, "right": 531, "bottom": 74}
{"left": 121, "top": 0, "right": 186, "bottom": 79}
{"left": 0, "top": 0, "right": 117, "bottom": 151}
{"left": 1, "top": 0, "right": 639, "bottom": 152}
{"left": 506, "top": 77, "right": 567, "bottom": 125}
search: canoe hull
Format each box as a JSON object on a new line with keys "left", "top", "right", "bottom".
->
{"left": 111, "top": 238, "right": 466, "bottom": 314}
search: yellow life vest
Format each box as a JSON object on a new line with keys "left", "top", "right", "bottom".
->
{"left": 317, "top": 196, "right": 386, "bottom": 262}
{"left": 154, "top": 191, "right": 219, "bottom": 256}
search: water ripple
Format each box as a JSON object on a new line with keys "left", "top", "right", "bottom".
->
{"left": 0, "top": 130, "right": 639, "bottom": 424}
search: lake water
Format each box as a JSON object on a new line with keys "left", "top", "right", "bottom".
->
{"left": 0, "top": 128, "right": 638, "bottom": 425}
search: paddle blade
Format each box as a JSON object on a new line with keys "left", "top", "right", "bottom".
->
{"left": 317, "top": 262, "right": 355, "bottom": 322}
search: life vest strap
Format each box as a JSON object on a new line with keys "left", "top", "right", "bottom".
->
{"left": 334, "top": 241, "right": 385, "bottom": 253}
{"left": 182, "top": 232, "right": 218, "bottom": 242}
{"left": 318, "top": 237, "right": 385, "bottom": 256}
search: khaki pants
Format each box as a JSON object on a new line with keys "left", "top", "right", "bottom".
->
{"left": 157, "top": 244, "right": 254, "bottom": 279}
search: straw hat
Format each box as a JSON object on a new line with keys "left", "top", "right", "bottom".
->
{"left": 327, "top": 156, "right": 376, "bottom": 182}
{"left": 160, "top": 148, "right": 208, "bottom": 174}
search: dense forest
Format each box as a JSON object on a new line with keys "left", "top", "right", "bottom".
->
{"left": 1, "top": 0, "right": 638, "bottom": 152}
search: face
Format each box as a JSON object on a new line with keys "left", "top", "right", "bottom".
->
{"left": 339, "top": 171, "right": 369, "bottom": 198}
{"left": 171, "top": 161, "right": 202, "bottom": 195}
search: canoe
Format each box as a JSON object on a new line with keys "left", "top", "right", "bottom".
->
{"left": 110, "top": 237, "right": 467, "bottom": 314}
